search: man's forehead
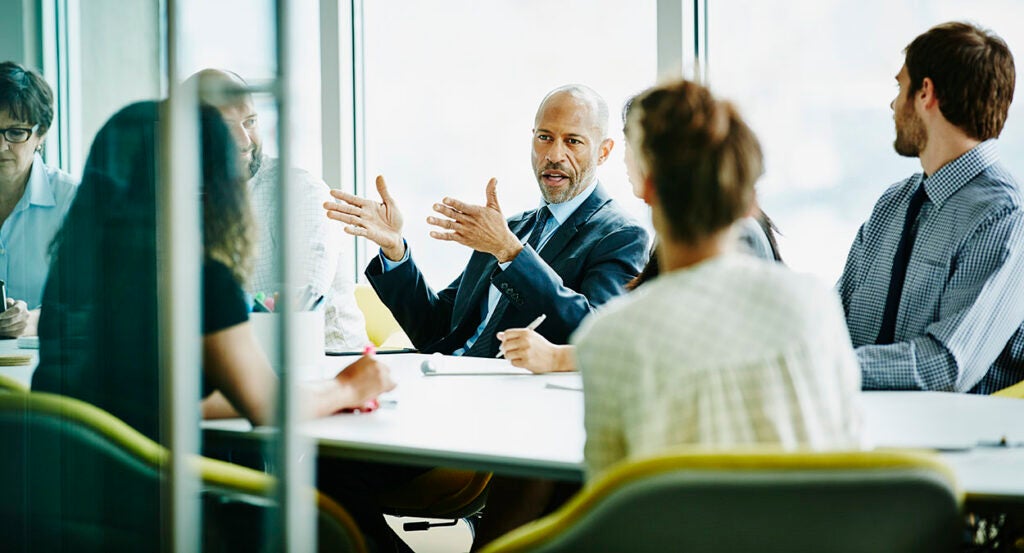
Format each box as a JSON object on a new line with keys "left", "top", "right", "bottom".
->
{"left": 535, "top": 95, "right": 600, "bottom": 133}
{"left": 217, "top": 101, "right": 257, "bottom": 121}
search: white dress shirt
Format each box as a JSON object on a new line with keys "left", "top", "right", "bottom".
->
{"left": 0, "top": 154, "right": 77, "bottom": 309}
{"left": 247, "top": 156, "right": 369, "bottom": 350}
{"left": 574, "top": 253, "right": 864, "bottom": 478}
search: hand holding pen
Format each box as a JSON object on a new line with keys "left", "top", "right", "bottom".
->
{"left": 337, "top": 345, "right": 395, "bottom": 413}
{"left": 0, "top": 280, "right": 32, "bottom": 338}
{"left": 497, "top": 314, "right": 576, "bottom": 373}
{"left": 495, "top": 314, "right": 546, "bottom": 359}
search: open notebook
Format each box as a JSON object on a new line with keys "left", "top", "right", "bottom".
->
{"left": 419, "top": 353, "right": 534, "bottom": 376}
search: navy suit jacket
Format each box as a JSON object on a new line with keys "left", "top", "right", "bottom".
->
{"left": 365, "top": 184, "right": 649, "bottom": 356}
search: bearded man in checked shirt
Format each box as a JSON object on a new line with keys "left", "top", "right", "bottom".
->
{"left": 838, "top": 22, "right": 1024, "bottom": 394}
{"left": 187, "top": 69, "right": 370, "bottom": 351}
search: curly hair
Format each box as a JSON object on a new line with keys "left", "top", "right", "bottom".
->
{"left": 199, "top": 103, "right": 253, "bottom": 284}
{"left": 625, "top": 80, "right": 763, "bottom": 245}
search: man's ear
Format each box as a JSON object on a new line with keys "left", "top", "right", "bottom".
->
{"left": 917, "top": 77, "right": 939, "bottom": 111}
{"left": 596, "top": 138, "right": 614, "bottom": 165}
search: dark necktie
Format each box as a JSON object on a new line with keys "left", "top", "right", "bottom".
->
{"left": 876, "top": 182, "right": 928, "bottom": 345}
{"left": 464, "top": 206, "right": 551, "bottom": 357}
{"left": 525, "top": 205, "right": 552, "bottom": 252}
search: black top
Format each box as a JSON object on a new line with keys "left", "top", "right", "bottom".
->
{"left": 33, "top": 259, "right": 248, "bottom": 443}
{"left": 202, "top": 260, "right": 249, "bottom": 336}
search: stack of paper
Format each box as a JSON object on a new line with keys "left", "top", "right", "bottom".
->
{"left": 0, "top": 354, "right": 33, "bottom": 366}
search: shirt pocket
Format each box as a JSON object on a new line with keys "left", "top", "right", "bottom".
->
{"left": 903, "top": 255, "right": 949, "bottom": 322}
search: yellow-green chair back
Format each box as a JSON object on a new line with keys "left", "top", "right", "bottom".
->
{"left": 0, "top": 374, "right": 29, "bottom": 393}
{"left": 992, "top": 380, "right": 1024, "bottom": 398}
{"left": 482, "top": 449, "right": 962, "bottom": 553}
{"left": 0, "top": 391, "right": 366, "bottom": 552}
{"left": 354, "top": 283, "right": 412, "bottom": 349}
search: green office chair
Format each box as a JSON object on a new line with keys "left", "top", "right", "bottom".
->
{"left": 0, "top": 391, "right": 366, "bottom": 552}
{"left": 481, "top": 448, "right": 963, "bottom": 553}
{"left": 0, "top": 373, "right": 29, "bottom": 393}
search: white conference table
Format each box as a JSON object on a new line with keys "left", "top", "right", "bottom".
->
{"left": 3, "top": 342, "right": 1022, "bottom": 503}
{"left": 202, "top": 352, "right": 1024, "bottom": 504}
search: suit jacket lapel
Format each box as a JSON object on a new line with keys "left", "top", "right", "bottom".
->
{"left": 537, "top": 184, "right": 612, "bottom": 265}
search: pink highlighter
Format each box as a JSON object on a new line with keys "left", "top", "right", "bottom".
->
{"left": 341, "top": 345, "right": 380, "bottom": 413}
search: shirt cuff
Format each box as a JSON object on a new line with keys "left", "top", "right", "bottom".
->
{"left": 379, "top": 240, "right": 410, "bottom": 271}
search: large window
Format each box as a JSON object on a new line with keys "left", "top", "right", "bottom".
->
{"left": 709, "top": 1, "right": 1024, "bottom": 284}
{"left": 362, "top": 0, "right": 658, "bottom": 284}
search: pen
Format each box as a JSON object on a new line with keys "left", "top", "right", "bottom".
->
{"left": 309, "top": 295, "right": 325, "bottom": 311}
{"left": 496, "top": 313, "right": 547, "bottom": 358}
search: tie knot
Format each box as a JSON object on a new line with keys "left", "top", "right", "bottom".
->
{"left": 535, "top": 206, "right": 552, "bottom": 226}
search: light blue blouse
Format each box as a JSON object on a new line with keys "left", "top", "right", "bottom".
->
{"left": 0, "top": 154, "right": 78, "bottom": 309}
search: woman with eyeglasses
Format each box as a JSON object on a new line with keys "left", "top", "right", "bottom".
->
{"left": 0, "top": 61, "right": 77, "bottom": 338}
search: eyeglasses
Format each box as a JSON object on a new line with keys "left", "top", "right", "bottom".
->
{"left": 0, "top": 124, "right": 40, "bottom": 144}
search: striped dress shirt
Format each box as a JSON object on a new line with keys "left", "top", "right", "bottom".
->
{"left": 838, "top": 140, "right": 1024, "bottom": 394}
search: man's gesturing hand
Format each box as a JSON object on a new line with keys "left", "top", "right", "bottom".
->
{"left": 427, "top": 178, "right": 524, "bottom": 263}
{"left": 324, "top": 175, "right": 406, "bottom": 261}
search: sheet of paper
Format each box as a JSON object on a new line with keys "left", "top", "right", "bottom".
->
{"left": 419, "top": 353, "right": 534, "bottom": 376}
{"left": 16, "top": 336, "right": 39, "bottom": 349}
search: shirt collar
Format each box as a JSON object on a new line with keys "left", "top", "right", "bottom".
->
{"left": 922, "top": 140, "right": 999, "bottom": 207}
{"left": 25, "top": 153, "right": 57, "bottom": 208}
{"left": 540, "top": 180, "right": 599, "bottom": 225}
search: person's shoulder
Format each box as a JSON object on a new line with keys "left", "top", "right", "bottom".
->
{"left": 872, "top": 175, "right": 918, "bottom": 209}
{"left": 599, "top": 198, "right": 644, "bottom": 226}
{"left": 584, "top": 196, "right": 647, "bottom": 244}
{"left": 963, "top": 162, "right": 1023, "bottom": 210}
{"left": 258, "top": 156, "right": 327, "bottom": 187}
{"left": 731, "top": 256, "right": 842, "bottom": 331}
{"left": 571, "top": 288, "right": 641, "bottom": 345}
{"left": 42, "top": 162, "right": 78, "bottom": 205}
{"left": 203, "top": 257, "right": 237, "bottom": 283}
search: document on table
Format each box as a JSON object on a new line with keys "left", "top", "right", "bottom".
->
{"left": 16, "top": 336, "right": 39, "bottom": 349}
{"left": 419, "top": 354, "right": 534, "bottom": 376}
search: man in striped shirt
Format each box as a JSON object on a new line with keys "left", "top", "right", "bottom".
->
{"left": 838, "top": 22, "right": 1023, "bottom": 394}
